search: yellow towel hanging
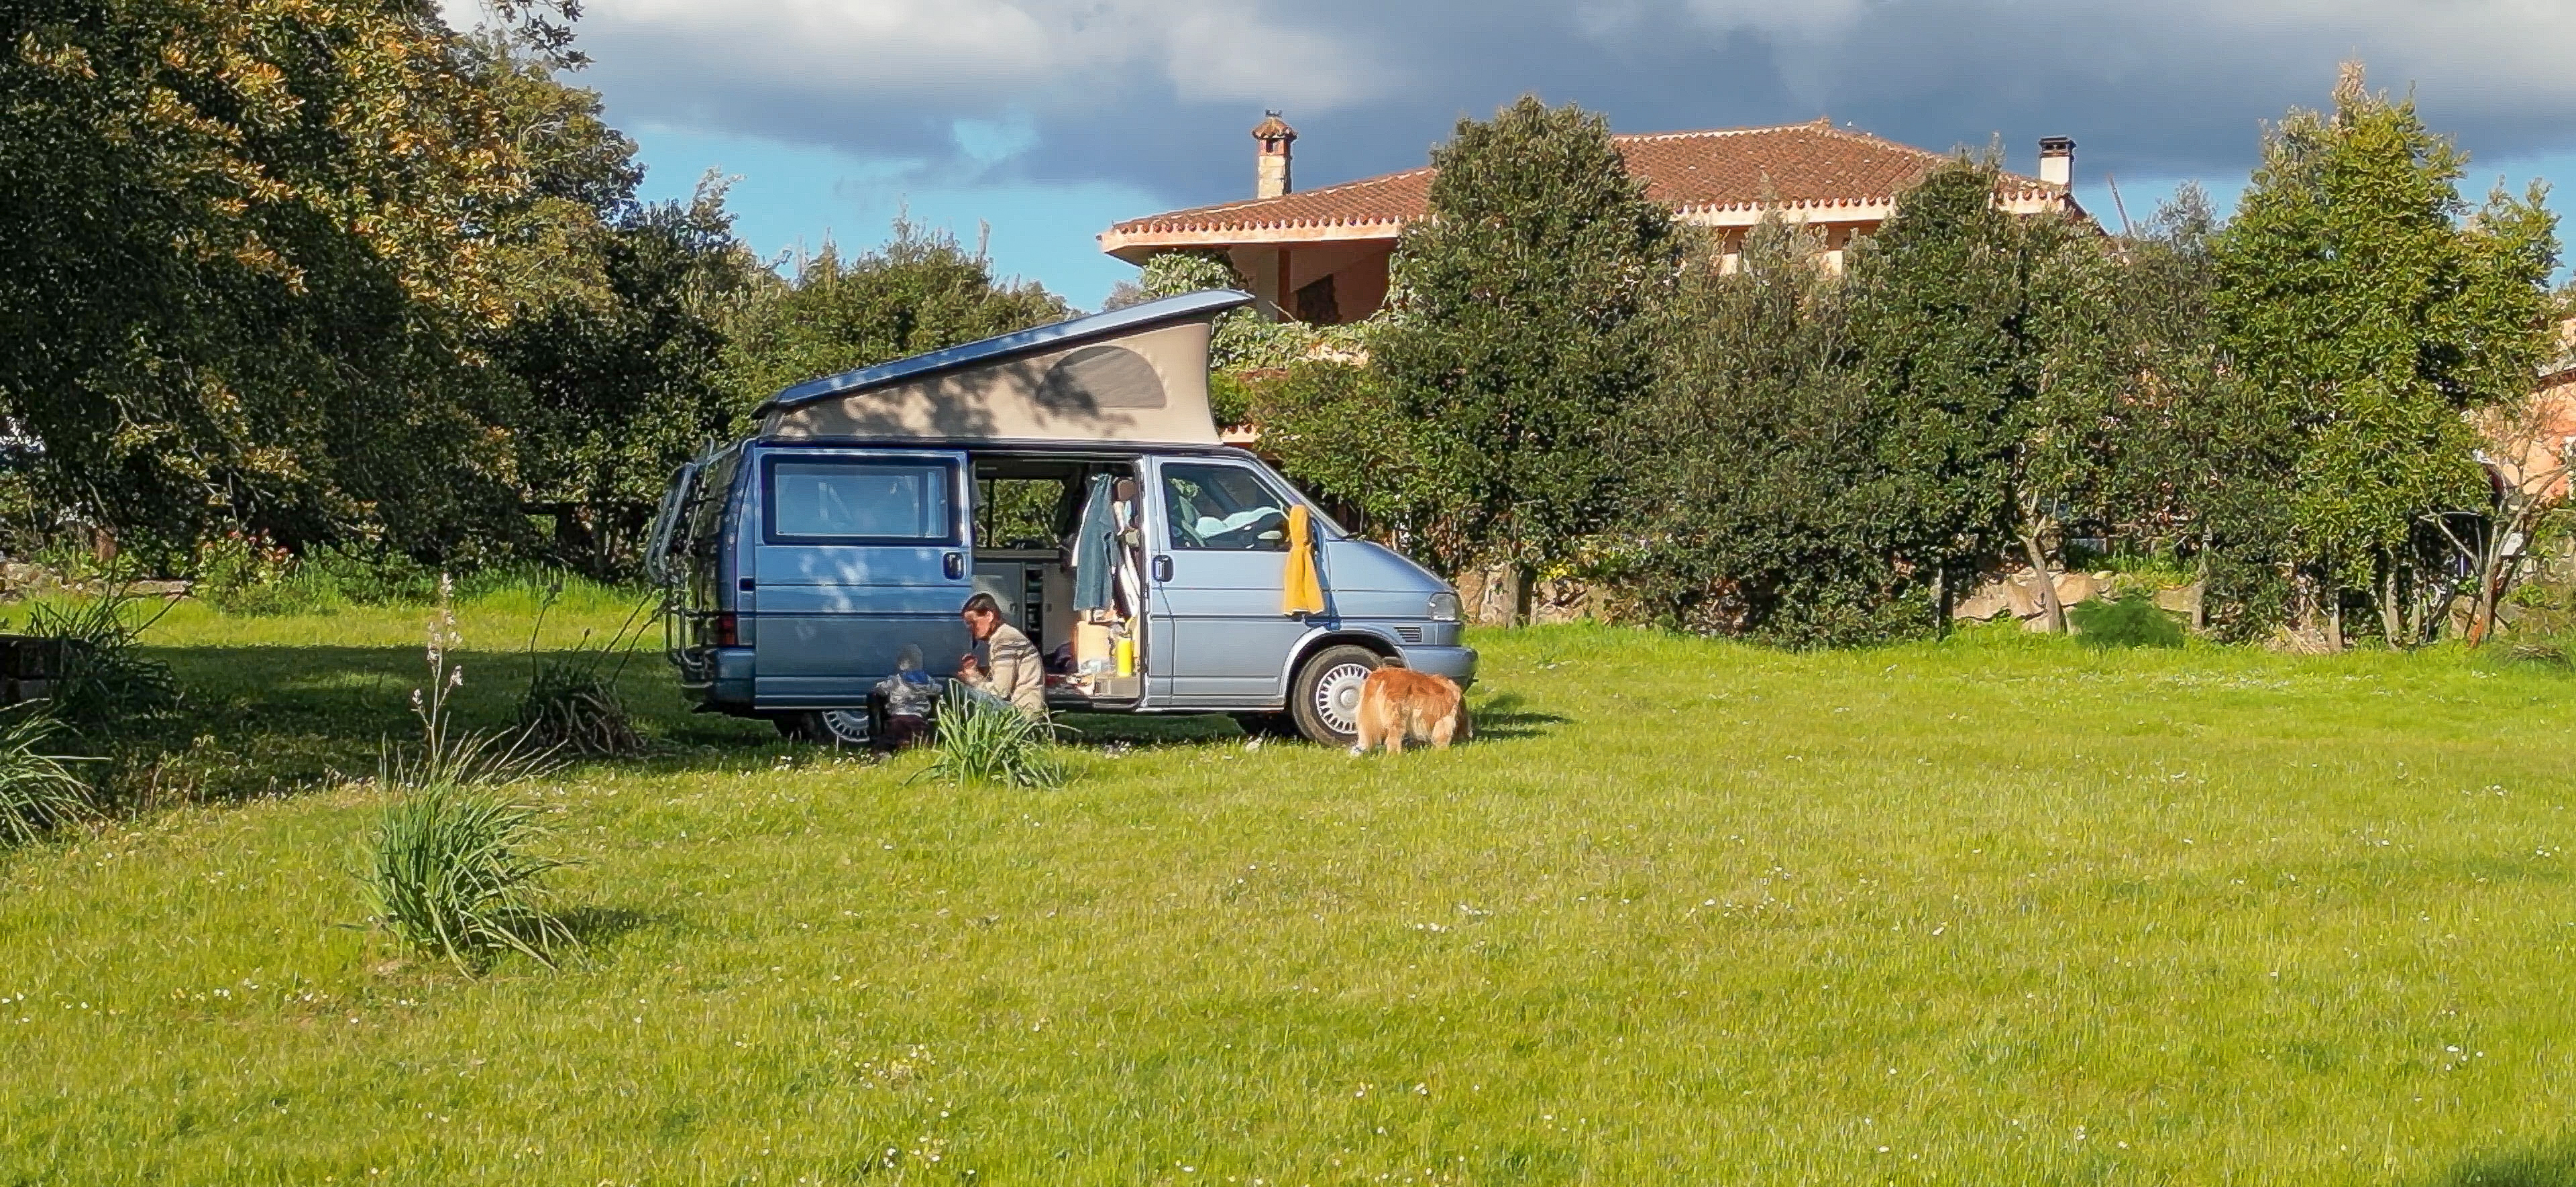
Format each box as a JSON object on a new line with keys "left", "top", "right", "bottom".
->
{"left": 1281, "top": 505, "right": 1325, "bottom": 615}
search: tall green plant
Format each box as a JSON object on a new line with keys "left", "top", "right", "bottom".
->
{"left": 362, "top": 784, "right": 575, "bottom": 971}
{"left": 914, "top": 689, "right": 1067, "bottom": 789}
{"left": 382, "top": 576, "right": 557, "bottom": 791}
{"left": 364, "top": 575, "right": 572, "bottom": 970}
{"left": 1372, "top": 96, "right": 1680, "bottom": 618}
{"left": 2100, "top": 188, "right": 2298, "bottom": 639}
{"left": 1839, "top": 159, "right": 2116, "bottom": 637}
{"left": 2212, "top": 62, "right": 2560, "bottom": 646}
{"left": 14, "top": 581, "right": 180, "bottom": 736}
{"left": 0, "top": 708, "right": 97, "bottom": 845}
{"left": 1613, "top": 217, "right": 1902, "bottom": 643}
{"left": 515, "top": 583, "right": 651, "bottom": 757}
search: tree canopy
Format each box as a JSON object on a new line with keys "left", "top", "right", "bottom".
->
{"left": 2211, "top": 63, "right": 2559, "bottom": 644}
{"left": 0, "top": 2, "right": 1072, "bottom": 575}
{"left": 1370, "top": 96, "right": 1681, "bottom": 616}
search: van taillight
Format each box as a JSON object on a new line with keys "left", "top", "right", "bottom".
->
{"left": 713, "top": 613, "right": 738, "bottom": 647}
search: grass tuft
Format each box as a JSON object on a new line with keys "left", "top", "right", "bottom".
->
{"left": 0, "top": 708, "right": 97, "bottom": 844}
{"left": 513, "top": 585, "right": 652, "bottom": 758}
{"left": 12, "top": 585, "right": 181, "bottom": 734}
{"left": 360, "top": 783, "right": 574, "bottom": 972}
{"left": 360, "top": 574, "right": 577, "bottom": 972}
{"left": 916, "top": 687, "right": 1069, "bottom": 789}
{"left": 517, "top": 660, "right": 643, "bottom": 756}
{"left": 2069, "top": 594, "right": 2187, "bottom": 648}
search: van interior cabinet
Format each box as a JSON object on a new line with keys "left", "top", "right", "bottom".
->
{"left": 970, "top": 551, "right": 1071, "bottom": 650}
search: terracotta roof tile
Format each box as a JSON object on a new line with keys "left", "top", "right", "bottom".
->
{"left": 1108, "top": 120, "right": 2064, "bottom": 238}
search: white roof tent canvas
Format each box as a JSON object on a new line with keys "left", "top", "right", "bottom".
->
{"left": 755, "top": 290, "right": 1255, "bottom": 446}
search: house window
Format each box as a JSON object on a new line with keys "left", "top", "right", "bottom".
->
{"left": 1294, "top": 274, "right": 1339, "bottom": 324}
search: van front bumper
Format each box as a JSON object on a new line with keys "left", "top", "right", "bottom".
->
{"left": 1395, "top": 644, "right": 1477, "bottom": 689}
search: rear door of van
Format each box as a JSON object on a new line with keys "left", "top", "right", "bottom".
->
{"left": 749, "top": 446, "right": 974, "bottom": 707}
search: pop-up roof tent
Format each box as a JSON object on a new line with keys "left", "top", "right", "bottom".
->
{"left": 755, "top": 289, "right": 1256, "bottom": 445}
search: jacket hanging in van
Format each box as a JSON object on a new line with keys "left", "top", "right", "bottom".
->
{"left": 1073, "top": 472, "right": 1118, "bottom": 612}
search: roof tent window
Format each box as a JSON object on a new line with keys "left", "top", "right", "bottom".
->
{"left": 767, "top": 459, "right": 959, "bottom": 544}
{"left": 1037, "top": 345, "right": 1165, "bottom": 411}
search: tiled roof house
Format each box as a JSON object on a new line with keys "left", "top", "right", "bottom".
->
{"left": 2492, "top": 319, "right": 2576, "bottom": 505}
{"left": 1100, "top": 115, "right": 2088, "bottom": 325}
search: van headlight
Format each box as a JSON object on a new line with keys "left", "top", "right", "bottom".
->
{"left": 1427, "top": 592, "right": 1461, "bottom": 622}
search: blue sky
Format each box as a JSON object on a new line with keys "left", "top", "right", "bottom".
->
{"left": 547, "top": 0, "right": 2576, "bottom": 309}
{"left": 624, "top": 123, "right": 1164, "bottom": 306}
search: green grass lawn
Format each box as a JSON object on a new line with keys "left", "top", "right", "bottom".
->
{"left": 5, "top": 598, "right": 2575, "bottom": 1185}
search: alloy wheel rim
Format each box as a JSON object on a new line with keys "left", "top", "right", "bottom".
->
{"left": 818, "top": 709, "right": 871, "bottom": 745}
{"left": 1312, "top": 661, "right": 1374, "bottom": 736}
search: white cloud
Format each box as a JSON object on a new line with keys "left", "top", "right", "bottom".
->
{"left": 487, "top": 0, "right": 2576, "bottom": 200}
{"left": 579, "top": 0, "right": 1377, "bottom": 116}
{"left": 1666, "top": 0, "right": 2576, "bottom": 112}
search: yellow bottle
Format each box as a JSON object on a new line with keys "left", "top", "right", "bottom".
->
{"left": 1114, "top": 635, "right": 1136, "bottom": 677}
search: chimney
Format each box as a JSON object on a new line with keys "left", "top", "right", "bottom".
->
{"left": 1252, "top": 111, "right": 1296, "bottom": 199}
{"left": 2037, "top": 136, "right": 2076, "bottom": 188}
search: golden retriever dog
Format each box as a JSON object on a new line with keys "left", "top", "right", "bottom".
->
{"left": 1351, "top": 667, "right": 1471, "bottom": 755}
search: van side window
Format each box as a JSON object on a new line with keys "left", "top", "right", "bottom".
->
{"left": 767, "top": 459, "right": 959, "bottom": 544}
{"left": 1161, "top": 463, "right": 1291, "bottom": 552}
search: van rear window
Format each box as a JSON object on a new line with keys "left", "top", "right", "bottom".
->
{"left": 767, "top": 459, "right": 958, "bottom": 544}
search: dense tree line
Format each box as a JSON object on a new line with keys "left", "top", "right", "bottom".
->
{"left": 5, "top": 3, "right": 2558, "bottom": 650}
{"left": 1231, "top": 71, "right": 2565, "bottom": 647}
{"left": 0, "top": 0, "right": 1067, "bottom": 579}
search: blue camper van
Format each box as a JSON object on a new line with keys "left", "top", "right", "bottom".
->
{"left": 643, "top": 290, "right": 1474, "bottom": 748}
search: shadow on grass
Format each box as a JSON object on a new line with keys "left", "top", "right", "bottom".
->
{"left": 2420, "top": 1140, "right": 2576, "bottom": 1187}
{"left": 109, "top": 644, "right": 775, "bottom": 804}
{"left": 559, "top": 905, "right": 659, "bottom": 952}
{"left": 102, "top": 642, "right": 1562, "bottom": 804}
{"left": 1472, "top": 691, "right": 1570, "bottom": 742}
{"left": 1053, "top": 712, "right": 1246, "bottom": 748}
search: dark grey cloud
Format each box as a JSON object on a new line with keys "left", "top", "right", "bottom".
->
{"left": 557, "top": 0, "right": 2576, "bottom": 211}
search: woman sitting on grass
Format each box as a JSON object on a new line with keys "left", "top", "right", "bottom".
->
{"left": 955, "top": 593, "right": 1046, "bottom": 719}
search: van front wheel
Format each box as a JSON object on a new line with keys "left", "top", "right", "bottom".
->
{"left": 1289, "top": 645, "right": 1383, "bottom": 748}
{"left": 777, "top": 708, "right": 873, "bottom": 748}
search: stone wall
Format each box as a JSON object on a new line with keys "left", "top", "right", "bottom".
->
{"left": 1450, "top": 566, "right": 1605, "bottom": 626}
{"left": 1952, "top": 568, "right": 2202, "bottom": 631}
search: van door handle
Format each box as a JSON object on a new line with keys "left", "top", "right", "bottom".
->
{"left": 944, "top": 552, "right": 965, "bottom": 580}
{"left": 1152, "top": 555, "right": 1173, "bottom": 583}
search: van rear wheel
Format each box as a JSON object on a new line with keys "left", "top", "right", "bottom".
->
{"left": 1288, "top": 644, "right": 1383, "bottom": 748}
{"left": 776, "top": 708, "right": 873, "bottom": 748}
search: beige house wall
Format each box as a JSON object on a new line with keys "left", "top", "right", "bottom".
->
{"left": 1111, "top": 190, "right": 2077, "bottom": 323}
